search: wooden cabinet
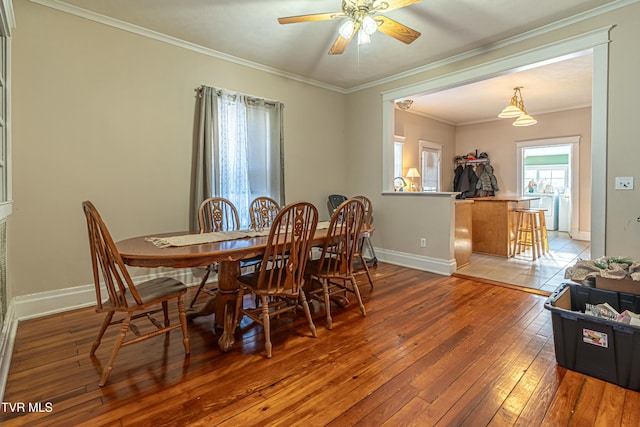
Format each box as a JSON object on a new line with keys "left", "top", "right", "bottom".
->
{"left": 454, "top": 200, "right": 473, "bottom": 268}
{"left": 470, "top": 197, "right": 536, "bottom": 258}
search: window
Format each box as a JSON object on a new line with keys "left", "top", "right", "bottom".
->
{"left": 216, "top": 93, "right": 283, "bottom": 228}
{"left": 194, "top": 87, "right": 283, "bottom": 230}
{"left": 521, "top": 146, "right": 571, "bottom": 195}
{"left": 419, "top": 140, "right": 442, "bottom": 192}
{"left": 393, "top": 136, "right": 405, "bottom": 178}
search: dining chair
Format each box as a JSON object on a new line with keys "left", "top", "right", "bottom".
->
{"left": 249, "top": 196, "right": 281, "bottom": 230}
{"left": 82, "top": 201, "right": 190, "bottom": 386}
{"left": 234, "top": 201, "right": 318, "bottom": 358}
{"left": 327, "top": 194, "right": 347, "bottom": 216}
{"left": 351, "top": 195, "right": 376, "bottom": 288}
{"left": 305, "top": 198, "right": 367, "bottom": 330}
{"left": 198, "top": 196, "right": 241, "bottom": 233}
{"left": 190, "top": 197, "right": 254, "bottom": 308}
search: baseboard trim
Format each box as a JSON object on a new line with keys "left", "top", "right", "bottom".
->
{"left": 0, "top": 267, "right": 208, "bottom": 400}
{"left": 12, "top": 268, "right": 205, "bottom": 322}
{"left": 570, "top": 229, "right": 590, "bottom": 241}
{"left": 374, "top": 247, "right": 455, "bottom": 276}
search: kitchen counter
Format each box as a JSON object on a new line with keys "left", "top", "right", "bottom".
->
{"left": 470, "top": 196, "right": 539, "bottom": 257}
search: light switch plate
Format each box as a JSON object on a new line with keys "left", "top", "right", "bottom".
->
{"left": 615, "top": 176, "right": 634, "bottom": 190}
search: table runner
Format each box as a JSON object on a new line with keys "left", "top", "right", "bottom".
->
{"left": 146, "top": 221, "right": 331, "bottom": 248}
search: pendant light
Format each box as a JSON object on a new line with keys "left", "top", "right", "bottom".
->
{"left": 499, "top": 87, "right": 537, "bottom": 126}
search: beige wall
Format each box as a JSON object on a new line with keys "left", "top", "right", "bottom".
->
{"left": 346, "top": 3, "right": 640, "bottom": 260}
{"left": 394, "top": 110, "right": 456, "bottom": 191}
{"left": 605, "top": 5, "right": 640, "bottom": 257}
{"left": 9, "top": 0, "right": 348, "bottom": 296}
{"left": 456, "top": 107, "right": 592, "bottom": 234}
{"left": 8, "top": 1, "right": 640, "bottom": 300}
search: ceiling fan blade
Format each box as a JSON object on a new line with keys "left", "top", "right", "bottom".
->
{"left": 376, "top": 0, "right": 423, "bottom": 13}
{"left": 376, "top": 15, "right": 421, "bottom": 44}
{"left": 278, "top": 12, "right": 345, "bottom": 25}
{"left": 328, "top": 22, "right": 359, "bottom": 55}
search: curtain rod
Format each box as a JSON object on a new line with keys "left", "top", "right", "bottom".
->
{"left": 195, "top": 85, "right": 280, "bottom": 106}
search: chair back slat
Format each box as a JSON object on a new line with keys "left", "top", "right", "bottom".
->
{"left": 249, "top": 196, "right": 281, "bottom": 230}
{"left": 351, "top": 195, "right": 373, "bottom": 225}
{"left": 258, "top": 201, "right": 318, "bottom": 293}
{"left": 198, "top": 197, "right": 240, "bottom": 232}
{"left": 317, "top": 199, "right": 365, "bottom": 277}
{"left": 82, "top": 201, "right": 143, "bottom": 309}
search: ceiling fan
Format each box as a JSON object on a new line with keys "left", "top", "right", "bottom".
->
{"left": 278, "top": 0, "right": 423, "bottom": 55}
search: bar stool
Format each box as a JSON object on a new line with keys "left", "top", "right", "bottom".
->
{"left": 513, "top": 209, "right": 544, "bottom": 260}
{"left": 536, "top": 209, "right": 550, "bottom": 254}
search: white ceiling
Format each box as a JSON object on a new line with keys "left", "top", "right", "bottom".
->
{"left": 48, "top": 0, "right": 615, "bottom": 122}
{"left": 406, "top": 52, "right": 593, "bottom": 125}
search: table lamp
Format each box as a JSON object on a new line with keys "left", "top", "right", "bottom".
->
{"left": 406, "top": 167, "right": 420, "bottom": 191}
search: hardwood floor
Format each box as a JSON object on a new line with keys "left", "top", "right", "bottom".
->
{"left": 2, "top": 263, "right": 639, "bottom": 426}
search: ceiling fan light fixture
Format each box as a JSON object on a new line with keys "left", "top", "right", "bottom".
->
{"left": 339, "top": 19, "right": 355, "bottom": 38}
{"left": 357, "top": 29, "right": 371, "bottom": 45}
{"left": 362, "top": 15, "right": 377, "bottom": 35}
{"left": 278, "top": 0, "right": 423, "bottom": 55}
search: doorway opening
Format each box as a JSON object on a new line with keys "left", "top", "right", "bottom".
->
{"left": 516, "top": 135, "right": 588, "bottom": 242}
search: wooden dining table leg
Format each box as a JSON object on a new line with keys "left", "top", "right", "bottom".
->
{"left": 217, "top": 259, "right": 240, "bottom": 352}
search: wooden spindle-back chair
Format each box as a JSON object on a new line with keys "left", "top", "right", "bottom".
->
{"left": 249, "top": 196, "right": 281, "bottom": 230}
{"left": 306, "top": 198, "right": 367, "bottom": 329}
{"left": 234, "top": 201, "right": 318, "bottom": 358}
{"left": 190, "top": 197, "right": 241, "bottom": 308}
{"left": 82, "top": 201, "right": 190, "bottom": 386}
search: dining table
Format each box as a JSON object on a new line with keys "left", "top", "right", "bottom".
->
{"left": 116, "top": 224, "right": 339, "bottom": 352}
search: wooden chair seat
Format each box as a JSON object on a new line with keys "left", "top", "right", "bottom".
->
{"left": 102, "top": 277, "right": 187, "bottom": 309}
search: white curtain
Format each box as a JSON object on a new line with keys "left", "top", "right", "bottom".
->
{"left": 217, "top": 91, "right": 251, "bottom": 227}
{"left": 193, "top": 86, "right": 284, "bottom": 230}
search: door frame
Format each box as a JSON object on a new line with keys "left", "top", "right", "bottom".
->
{"left": 516, "top": 136, "right": 586, "bottom": 240}
{"left": 382, "top": 27, "right": 611, "bottom": 257}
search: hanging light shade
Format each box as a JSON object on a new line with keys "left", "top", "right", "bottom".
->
{"left": 499, "top": 86, "right": 537, "bottom": 126}
{"left": 513, "top": 113, "right": 538, "bottom": 126}
{"left": 512, "top": 90, "right": 537, "bottom": 126}
{"left": 362, "top": 15, "right": 377, "bottom": 35}
{"left": 339, "top": 19, "right": 355, "bottom": 38}
{"left": 498, "top": 87, "right": 524, "bottom": 118}
{"left": 357, "top": 29, "right": 371, "bottom": 45}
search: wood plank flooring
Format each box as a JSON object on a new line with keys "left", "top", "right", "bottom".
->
{"left": 2, "top": 263, "right": 640, "bottom": 426}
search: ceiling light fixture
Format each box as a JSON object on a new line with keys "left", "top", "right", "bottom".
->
{"left": 338, "top": 4, "right": 382, "bottom": 46}
{"left": 498, "top": 86, "right": 537, "bottom": 126}
{"left": 338, "top": 19, "right": 355, "bottom": 38}
{"left": 396, "top": 99, "right": 413, "bottom": 110}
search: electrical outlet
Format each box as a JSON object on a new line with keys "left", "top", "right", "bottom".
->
{"left": 420, "top": 237, "right": 426, "bottom": 247}
{"left": 615, "top": 176, "right": 634, "bottom": 190}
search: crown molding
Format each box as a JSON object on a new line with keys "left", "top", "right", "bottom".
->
{"left": 28, "top": 0, "right": 350, "bottom": 94}
{"left": 28, "top": 0, "right": 639, "bottom": 94}
{"left": 349, "top": 0, "right": 639, "bottom": 93}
